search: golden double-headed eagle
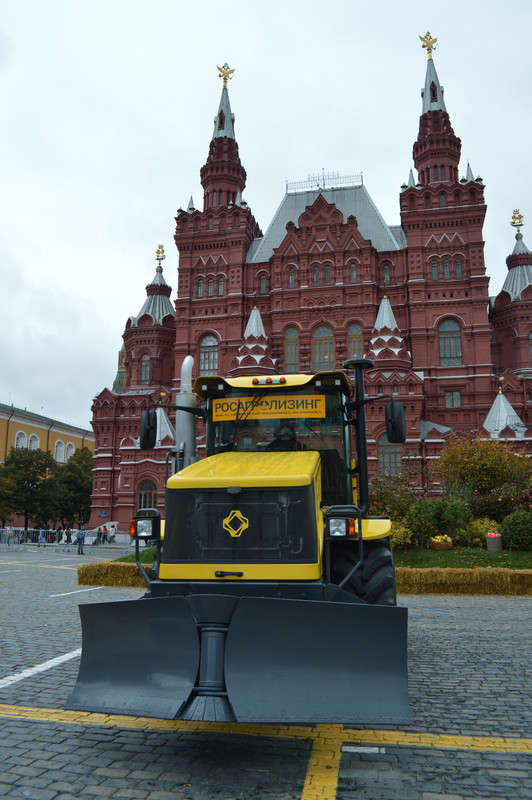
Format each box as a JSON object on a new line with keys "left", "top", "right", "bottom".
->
{"left": 419, "top": 31, "right": 437, "bottom": 60}
{"left": 217, "top": 63, "right": 234, "bottom": 89}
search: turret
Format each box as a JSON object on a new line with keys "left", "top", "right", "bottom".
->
{"left": 199, "top": 63, "right": 247, "bottom": 210}
{"left": 413, "top": 32, "right": 461, "bottom": 186}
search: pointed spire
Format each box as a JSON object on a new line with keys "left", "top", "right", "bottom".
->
{"left": 421, "top": 51, "right": 447, "bottom": 113}
{"left": 413, "top": 33, "right": 461, "bottom": 186}
{"left": 230, "top": 307, "right": 277, "bottom": 375}
{"left": 465, "top": 162, "right": 475, "bottom": 182}
{"left": 366, "top": 297, "right": 412, "bottom": 368}
{"left": 187, "top": 195, "right": 195, "bottom": 212}
{"left": 407, "top": 168, "right": 416, "bottom": 188}
{"left": 200, "top": 64, "right": 247, "bottom": 211}
{"left": 212, "top": 83, "right": 235, "bottom": 139}
{"left": 482, "top": 390, "right": 527, "bottom": 439}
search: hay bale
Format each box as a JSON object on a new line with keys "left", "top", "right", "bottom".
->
{"left": 77, "top": 560, "right": 151, "bottom": 588}
{"left": 396, "top": 567, "right": 532, "bottom": 596}
{"left": 79, "top": 560, "right": 532, "bottom": 595}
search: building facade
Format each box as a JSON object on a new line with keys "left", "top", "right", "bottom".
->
{"left": 88, "top": 41, "right": 532, "bottom": 528}
{"left": 0, "top": 404, "right": 94, "bottom": 464}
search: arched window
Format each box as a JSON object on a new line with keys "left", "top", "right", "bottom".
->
{"left": 198, "top": 279, "right": 204, "bottom": 298}
{"left": 208, "top": 279, "right": 214, "bottom": 297}
{"left": 199, "top": 334, "right": 218, "bottom": 374}
{"left": 28, "top": 434, "right": 39, "bottom": 450}
{"left": 383, "top": 264, "right": 391, "bottom": 284}
{"left": 324, "top": 265, "right": 331, "bottom": 284}
{"left": 259, "top": 275, "right": 267, "bottom": 294}
{"left": 288, "top": 268, "right": 295, "bottom": 288}
{"left": 378, "top": 433, "right": 402, "bottom": 476}
{"left": 455, "top": 259, "right": 462, "bottom": 278}
{"left": 439, "top": 194, "right": 445, "bottom": 207}
{"left": 349, "top": 263, "right": 357, "bottom": 282}
{"left": 140, "top": 354, "right": 150, "bottom": 384}
{"left": 312, "top": 326, "right": 334, "bottom": 371}
{"left": 15, "top": 431, "right": 27, "bottom": 449}
{"left": 218, "top": 277, "right": 224, "bottom": 296}
{"left": 439, "top": 320, "right": 462, "bottom": 366}
{"left": 313, "top": 266, "right": 320, "bottom": 285}
{"left": 66, "top": 442, "right": 75, "bottom": 461}
{"left": 137, "top": 479, "right": 157, "bottom": 511}
{"left": 54, "top": 440, "right": 65, "bottom": 463}
{"left": 347, "top": 324, "right": 363, "bottom": 360}
{"left": 285, "top": 328, "right": 299, "bottom": 372}
{"left": 431, "top": 260, "right": 438, "bottom": 279}
{"left": 443, "top": 258, "right": 450, "bottom": 279}
{"left": 208, "top": 216, "right": 213, "bottom": 230}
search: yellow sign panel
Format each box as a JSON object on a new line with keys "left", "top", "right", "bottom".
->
{"left": 212, "top": 394, "right": 326, "bottom": 422}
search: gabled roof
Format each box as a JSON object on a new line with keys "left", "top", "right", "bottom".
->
{"left": 246, "top": 185, "right": 404, "bottom": 264}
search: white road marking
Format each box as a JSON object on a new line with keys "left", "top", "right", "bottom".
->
{"left": 342, "top": 745, "right": 386, "bottom": 754}
{"left": 0, "top": 649, "right": 82, "bottom": 688}
{"left": 50, "top": 587, "right": 103, "bottom": 597}
{"left": 0, "top": 570, "right": 23, "bottom": 574}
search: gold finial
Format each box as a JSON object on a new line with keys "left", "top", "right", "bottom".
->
{"left": 511, "top": 209, "right": 524, "bottom": 234}
{"left": 156, "top": 244, "right": 166, "bottom": 266}
{"left": 420, "top": 31, "right": 437, "bottom": 60}
{"left": 498, "top": 376, "right": 504, "bottom": 394}
{"left": 217, "top": 62, "right": 234, "bottom": 89}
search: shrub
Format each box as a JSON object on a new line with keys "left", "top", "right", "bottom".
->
{"left": 406, "top": 497, "right": 470, "bottom": 548}
{"left": 466, "top": 517, "right": 500, "bottom": 548}
{"left": 406, "top": 498, "right": 443, "bottom": 547}
{"left": 389, "top": 520, "right": 413, "bottom": 550}
{"left": 369, "top": 474, "right": 417, "bottom": 521}
{"left": 500, "top": 511, "right": 532, "bottom": 551}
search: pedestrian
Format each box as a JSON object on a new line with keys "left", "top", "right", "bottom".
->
{"left": 38, "top": 529, "right": 46, "bottom": 548}
{"left": 56, "top": 527, "right": 63, "bottom": 544}
{"left": 63, "top": 528, "right": 72, "bottom": 552}
{"left": 102, "top": 525, "right": 108, "bottom": 543}
{"left": 76, "top": 525, "right": 85, "bottom": 555}
{"left": 96, "top": 527, "right": 102, "bottom": 545}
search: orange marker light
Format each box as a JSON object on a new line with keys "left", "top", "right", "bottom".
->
{"left": 347, "top": 518, "right": 356, "bottom": 536}
{"left": 129, "top": 520, "right": 136, "bottom": 537}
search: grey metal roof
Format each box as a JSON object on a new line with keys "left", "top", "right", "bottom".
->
{"left": 374, "top": 296, "right": 399, "bottom": 331}
{"left": 243, "top": 306, "right": 267, "bottom": 339}
{"left": 130, "top": 265, "right": 175, "bottom": 327}
{"left": 246, "top": 185, "right": 405, "bottom": 264}
{"left": 212, "top": 87, "right": 235, "bottom": 140}
{"left": 483, "top": 392, "right": 527, "bottom": 439}
{"left": 501, "top": 264, "right": 532, "bottom": 302}
{"left": 500, "top": 232, "right": 532, "bottom": 301}
{"left": 421, "top": 57, "right": 446, "bottom": 114}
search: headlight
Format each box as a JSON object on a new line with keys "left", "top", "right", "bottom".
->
{"left": 329, "top": 518, "right": 347, "bottom": 537}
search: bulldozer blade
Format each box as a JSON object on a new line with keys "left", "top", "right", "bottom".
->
{"left": 66, "top": 597, "right": 199, "bottom": 718}
{"left": 225, "top": 597, "right": 411, "bottom": 724}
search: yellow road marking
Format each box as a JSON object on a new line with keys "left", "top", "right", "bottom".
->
{"left": 0, "top": 561, "right": 78, "bottom": 571}
{"left": 0, "top": 703, "right": 530, "bottom": 800}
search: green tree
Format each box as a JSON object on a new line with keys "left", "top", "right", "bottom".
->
{"left": 0, "top": 468, "right": 17, "bottom": 524}
{"left": 3, "top": 448, "right": 58, "bottom": 529}
{"left": 433, "top": 435, "right": 532, "bottom": 521}
{"left": 55, "top": 447, "right": 94, "bottom": 526}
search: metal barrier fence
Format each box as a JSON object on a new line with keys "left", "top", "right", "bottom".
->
{"left": 0, "top": 528, "right": 131, "bottom": 551}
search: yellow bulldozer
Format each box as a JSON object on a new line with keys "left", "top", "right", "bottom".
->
{"left": 67, "top": 358, "right": 411, "bottom": 724}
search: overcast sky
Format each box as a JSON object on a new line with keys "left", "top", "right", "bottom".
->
{"left": 1, "top": 1, "right": 530, "bottom": 429}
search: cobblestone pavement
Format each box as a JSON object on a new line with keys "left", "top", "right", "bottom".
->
{"left": 0, "top": 547, "right": 530, "bottom": 800}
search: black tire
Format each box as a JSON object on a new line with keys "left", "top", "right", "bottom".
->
{"left": 331, "top": 537, "right": 397, "bottom": 606}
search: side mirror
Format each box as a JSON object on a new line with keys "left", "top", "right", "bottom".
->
{"left": 140, "top": 408, "right": 157, "bottom": 449}
{"left": 385, "top": 399, "right": 406, "bottom": 443}
{"left": 129, "top": 508, "right": 161, "bottom": 541}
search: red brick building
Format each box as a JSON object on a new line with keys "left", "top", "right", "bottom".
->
{"left": 89, "top": 45, "right": 532, "bottom": 529}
